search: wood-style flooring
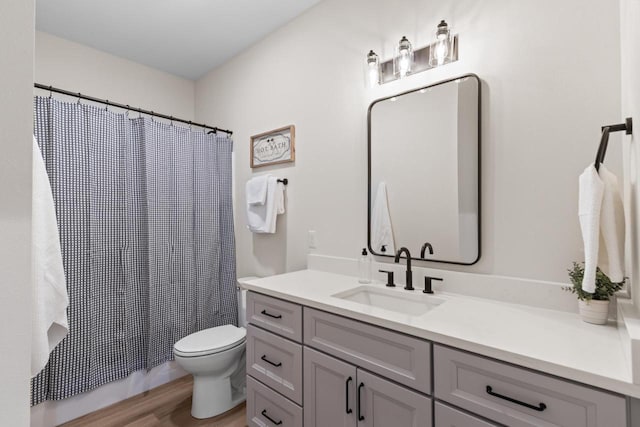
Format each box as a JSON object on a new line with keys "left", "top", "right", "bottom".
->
{"left": 60, "top": 376, "right": 247, "bottom": 427}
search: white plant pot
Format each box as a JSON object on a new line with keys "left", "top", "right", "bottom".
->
{"left": 578, "top": 299, "right": 610, "bottom": 325}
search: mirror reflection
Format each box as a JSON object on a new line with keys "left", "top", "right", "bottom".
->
{"left": 368, "top": 74, "right": 480, "bottom": 264}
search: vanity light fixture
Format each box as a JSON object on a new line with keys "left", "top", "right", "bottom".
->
{"left": 366, "top": 19, "right": 458, "bottom": 86}
{"left": 366, "top": 50, "right": 381, "bottom": 88}
{"left": 394, "top": 36, "right": 414, "bottom": 78}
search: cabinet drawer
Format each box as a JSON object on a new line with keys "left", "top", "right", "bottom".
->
{"left": 247, "top": 375, "right": 303, "bottom": 427}
{"left": 247, "top": 324, "right": 303, "bottom": 405}
{"left": 434, "top": 402, "right": 497, "bottom": 427}
{"left": 304, "top": 307, "right": 431, "bottom": 394}
{"left": 434, "top": 345, "right": 626, "bottom": 427}
{"left": 247, "top": 291, "right": 302, "bottom": 342}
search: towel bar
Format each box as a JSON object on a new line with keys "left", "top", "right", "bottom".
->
{"left": 595, "top": 117, "right": 633, "bottom": 172}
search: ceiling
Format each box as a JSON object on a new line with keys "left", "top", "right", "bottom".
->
{"left": 36, "top": 0, "right": 322, "bottom": 80}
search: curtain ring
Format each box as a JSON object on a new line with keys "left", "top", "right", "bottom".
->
{"left": 151, "top": 111, "right": 155, "bottom": 123}
{"left": 188, "top": 121, "right": 192, "bottom": 131}
{"left": 77, "top": 92, "right": 82, "bottom": 104}
{"left": 125, "top": 104, "right": 130, "bottom": 118}
{"left": 48, "top": 85, "right": 53, "bottom": 99}
{"left": 105, "top": 101, "right": 109, "bottom": 111}
{"left": 169, "top": 116, "right": 173, "bottom": 127}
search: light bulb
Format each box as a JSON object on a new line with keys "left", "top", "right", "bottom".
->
{"left": 430, "top": 20, "right": 451, "bottom": 67}
{"left": 435, "top": 39, "right": 448, "bottom": 66}
{"left": 366, "top": 50, "right": 380, "bottom": 87}
{"left": 399, "top": 50, "right": 410, "bottom": 77}
{"left": 394, "top": 36, "right": 413, "bottom": 78}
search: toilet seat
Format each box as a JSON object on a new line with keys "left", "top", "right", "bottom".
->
{"left": 174, "top": 325, "right": 246, "bottom": 358}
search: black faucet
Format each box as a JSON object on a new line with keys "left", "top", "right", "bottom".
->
{"left": 394, "top": 247, "right": 413, "bottom": 291}
{"left": 423, "top": 276, "right": 443, "bottom": 294}
{"left": 420, "top": 242, "right": 434, "bottom": 258}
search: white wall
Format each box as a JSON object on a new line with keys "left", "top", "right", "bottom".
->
{"left": 30, "top": 31, "right": 195, "bottom": 426}
{"left": 621, "top": 0, "right": 640, "bottom": 306}
{"left": 0, "top": 1, "right": 34, "bottom": 426}
{"left": 195, "top": 0, "right": 622, "bottom": 283}
{"left": 35, "top": 31, "right": 195, "bottom": 120}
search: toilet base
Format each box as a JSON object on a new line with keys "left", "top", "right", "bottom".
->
{"left": 191, "top": 376, "right": 246, "bottom": 419}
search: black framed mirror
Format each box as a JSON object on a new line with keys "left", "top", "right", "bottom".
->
{"left": 367, "top": 74, "right": 481, "bottom": 265}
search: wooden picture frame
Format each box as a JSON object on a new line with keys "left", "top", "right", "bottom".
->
{"left": 250, "top": 125, "right": 295, "bottom": 168}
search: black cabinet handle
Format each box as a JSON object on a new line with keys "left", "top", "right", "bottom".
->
{"left": 261, "top": 409, "right": 283, "bottom": 425}
{"left": 261, "top": 355, "right": 282, "bottom": 367}
{"left": 486, "top": 385, "right": 547, "bottom": 412}
{"left": 261, "top": 309, "right": 282, "bottom": 319}
{"left": 357, "top": 382, "right": 365, "bottom": 421}
{"left": 345, "top": 376, "right": 353, "bottom": 414}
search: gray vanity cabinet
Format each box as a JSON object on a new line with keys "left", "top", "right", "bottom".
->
{"left": 246, "top": 291, "right": 631, "bottom": 427}
{"left": 304, "top": 346, "right": 432, "bottom": 427}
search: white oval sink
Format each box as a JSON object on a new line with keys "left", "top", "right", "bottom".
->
{"left": 332, "top": 285, "right": 445, "bottom": 316}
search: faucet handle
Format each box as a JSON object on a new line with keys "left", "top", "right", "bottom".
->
{"left": 423, "top": 276, "right": 443, "bottom": 294}
{"left": 378, "top": 270, "right": 395, "bottom": 287}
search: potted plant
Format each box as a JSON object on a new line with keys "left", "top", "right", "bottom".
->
{"left": 564, "top": 262, "right": 626, "bottom": 325}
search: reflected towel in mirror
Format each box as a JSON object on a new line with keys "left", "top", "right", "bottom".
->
{"left": 371, "top": 182, "right": 395, "bottom": 254}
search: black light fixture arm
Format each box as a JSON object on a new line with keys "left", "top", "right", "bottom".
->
{"left": 34, "top": 83, "right": 233, "bottom": 136}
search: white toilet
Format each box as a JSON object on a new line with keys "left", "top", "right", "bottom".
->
{"left": 173, "top": 290, "right": 248, "bottom": 419}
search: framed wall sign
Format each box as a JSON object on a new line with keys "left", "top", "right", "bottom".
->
{"left": 250, "top": 125, "right": 295, "bottom": 168}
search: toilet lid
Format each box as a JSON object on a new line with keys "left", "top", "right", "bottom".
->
{"left": 174, "top": 325, "right": 246, "bottom": 356}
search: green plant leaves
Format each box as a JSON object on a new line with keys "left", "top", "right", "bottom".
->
{"left": 563, "top": 262, "right": 626, "bottom": 301}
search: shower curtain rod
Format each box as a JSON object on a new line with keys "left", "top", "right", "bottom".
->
{"left": 34, "top": 83, "right": 233, "bottom": 136}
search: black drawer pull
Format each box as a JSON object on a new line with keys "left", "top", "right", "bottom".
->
{"left": 261, "top": 354, "right": 282, "bottom": 367}
{"left": 486, "top": 385, "right": 547, "bottom": 412}
{"left": 261, "top": 409, "right": 283, "bottom": 425}
{"left": 261, "top": 309, "right": 282, "bottom": 319}
{"left": 357, "top": 382, "right": 365, "bottom": 421}
{"left": 345, "top": 376, "right": 353, "bottom": 414}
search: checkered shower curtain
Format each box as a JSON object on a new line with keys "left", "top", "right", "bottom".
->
{"left": 31, "top": 97, "right": 237, "bottom": 405}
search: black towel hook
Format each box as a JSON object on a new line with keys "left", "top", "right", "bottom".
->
{"left": 595, "top": 117, "right": 633, "bottom": 172}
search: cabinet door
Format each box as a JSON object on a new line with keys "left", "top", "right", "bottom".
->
{"left": 304, "top": 347, "right": 357, "bottom": 427}
{"left": 357, "top": 369, "right": 432, "bottom": 427}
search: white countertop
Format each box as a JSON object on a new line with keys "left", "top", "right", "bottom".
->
{"left": 240, "top": 269, "right": 640, "bottom": 398}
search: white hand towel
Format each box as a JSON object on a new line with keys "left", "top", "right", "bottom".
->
{"left": 579, "top": 165, "right": 604, "bottom": 293}
{"left": 247, "top": 177, "right": 286, "bottom": 233}
{"left": 31, "top": 136, "right": 69, "bottom": 377}
{"left": 268, "top": 181, "right": 285, "bottom": 232}
{"left": 598, "top": 165, "right": 625, "bottom": 282}
{"left": 371, "top": 182, "right": 395, "bottom": 254}
{"left": 246, "top": 174, "right": 269, "bottom": 206}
